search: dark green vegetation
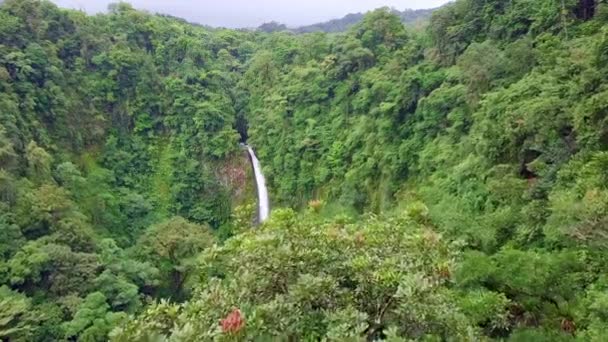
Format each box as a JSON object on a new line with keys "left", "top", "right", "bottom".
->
{"left": 0, "top": 1, "right": 252, "bottom": 340}
{"left": 1, "top": 0, "right": 608, "bottom": 340}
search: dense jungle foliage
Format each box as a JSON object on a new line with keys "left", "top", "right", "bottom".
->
{"left": 1, "top": 0, "right": 608, "bottom": 340}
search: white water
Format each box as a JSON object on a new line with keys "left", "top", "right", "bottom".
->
{"left": 245, "top": 145, "right": 270, "bottom": 223}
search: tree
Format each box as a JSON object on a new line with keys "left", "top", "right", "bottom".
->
{"left": 18, "top": 184, "right": 75, "bottom": 238}
{"left": 0, "top": 286, "right": 37, "bottom": 341}
{"left": 135, "top": 217, "right": 215, "bottom": 300}
{"left": 115, "top": 211, "right": 488, "bottom": 340}
{"left": 0, "top": 125, "right": 16, "bottom": 172}
{"left": 457, "top": 41, "right": 507, "bottom": 96}
{"left": 0, "top": 170, "right": 17, "bottom": 205}
{"left": 257, "top": 21, "right": 288, "bottom": 33}
{"left": 25, "top": 141, "right": 52, "bottom": 183}
{"left": 0, "top": 213, "right": 24, "bottom": 260}
{"left": 8, "top": 240, "right": 100, "bottom": 296}
{"left": 355, "top": 8, "right": 409, "bottom": 54}
{"left": 63, "top": 292, "right": 127, "bottom": 342}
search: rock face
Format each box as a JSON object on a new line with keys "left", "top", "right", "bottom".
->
{"left": 215, "top": 151, "right": 256, "bottom": 208}
{"left": 215, "top": 146, "right": 270, "bottom": 224}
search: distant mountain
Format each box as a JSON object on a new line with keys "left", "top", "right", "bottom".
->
{"left": 257, "top": 21, "right": 289, "bottom": 33}
{"left": 292, "top": 13, "right": 365, "bottom": 34}
{"left": 291, "top": 8, "right": 437, "bottom": 34}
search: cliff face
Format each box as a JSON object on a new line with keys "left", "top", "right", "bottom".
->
{"left": 215, "top": 150, "right": 257, "bottom": 209}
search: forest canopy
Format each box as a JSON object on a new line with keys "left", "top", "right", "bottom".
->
{"left": 1, "top": 0, "right": 608, "bottom": 340}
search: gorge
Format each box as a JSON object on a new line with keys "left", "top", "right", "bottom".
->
{"left": 1, "top": 0, "right": 608, "bottom": 340}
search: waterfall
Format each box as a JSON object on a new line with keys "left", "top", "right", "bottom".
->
{"left": 245, "top": 145, "right": 270, "bottom": 223}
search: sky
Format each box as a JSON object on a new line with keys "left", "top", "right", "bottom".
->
{"left": 49, "top": 0, "right": 450, "bottom": 28}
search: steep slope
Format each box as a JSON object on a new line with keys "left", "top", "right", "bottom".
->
{"left": 125, "top": 1, "right": 608, "bottom": 340}
{"left": 294, "top": 7, "right": 437, "bottom": 33}
{"left": 0, "top": 1, "right": 257, "bottom": 340}
{"left": 257, "top": 7, "right": 438, "bottom": 34}
{"left": 238, "top": 2, "right": 608, "bottom": 340}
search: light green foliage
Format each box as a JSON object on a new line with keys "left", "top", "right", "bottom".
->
{"left": 6, "top": 241, "right": 51, "bottom": 286}
{"left": 115, "top": 210, "right": 484, "bottom": 340}
{"left": 25, "top": 141, "right": 52, "bottom": 183}
{"left": 0, "top": 286, "right": 37, "bottom": 341}
{"left": 63, "top": 292, "right": 127, "bottom": 342}
{"left": 457, "top": 289, "right": 510, "bottom": 332}
{"left": 98, "top": 238, "right": 160, "bottom": 295}
{"left": 110, "top": 300, "right": 180, "bottom": 342}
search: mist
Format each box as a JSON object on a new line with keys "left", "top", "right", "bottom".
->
{"left": 50, "top": 0, "right": 450, "bottom": 28}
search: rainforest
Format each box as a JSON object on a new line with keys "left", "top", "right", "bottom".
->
{"left": 1, "top": 0, "right": 608, "bottom": 340}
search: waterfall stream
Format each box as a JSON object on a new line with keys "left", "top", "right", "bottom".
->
{"left": 245, "top": 145, "right": 270, "bottom": 223}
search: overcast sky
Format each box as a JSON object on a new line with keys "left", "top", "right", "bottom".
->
{"left": 49, "top": 0, "right": 450, "bottom": 28}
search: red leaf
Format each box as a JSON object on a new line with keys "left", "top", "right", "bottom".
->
{"left": 220, "top": 309, "right": 245, "bottom": 334}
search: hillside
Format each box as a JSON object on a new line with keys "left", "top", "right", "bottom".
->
{"left": 294, "top": 7, "right": 436, "bottom": 33}
{"left": 1, "top": 0, "right": 608, "bottom": 341}
{"left": 257, "top": 7, "right": 437, "bottom": 34}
